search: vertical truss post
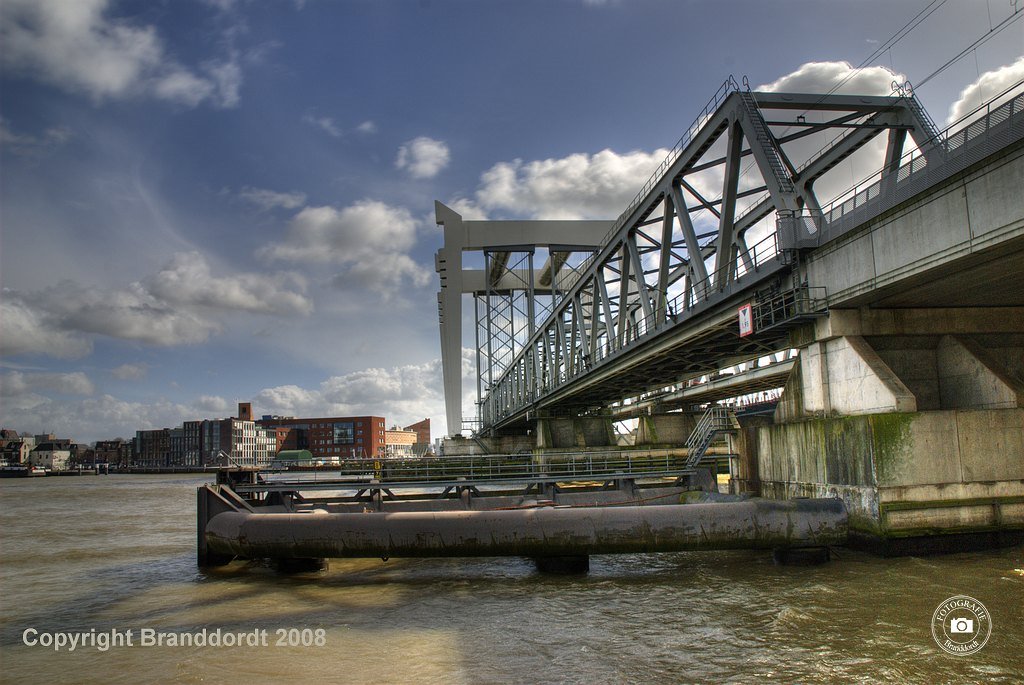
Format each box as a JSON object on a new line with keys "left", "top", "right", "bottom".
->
{"left": 656, "top": 197, "right": 674, "bottom": 324}
{"left": 715, "top": 120, "right": 743, "bottom": 291}
{"left": 474, "top": 295, "right": 483, "bottom": 408}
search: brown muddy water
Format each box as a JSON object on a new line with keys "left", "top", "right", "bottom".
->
{"left": 0, "top": 474, "right": 1021, "bottom": 684}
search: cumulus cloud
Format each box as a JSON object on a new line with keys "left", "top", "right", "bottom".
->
{"left": 239, "top": 187, "right": 308, "bottom": 211}
{"left": 757, "top": 61, "right": 902, "bottom": 95}
{"left": 111, "top": 363, "right": 148, "bottom": 381}
{"left": 145, "top": 251, "right": 313, "bottom": 316}
{"left": 0, "top": 392, "right": 198, "bottom": 444}
{"left": 0, "top": 0, "right": 242, "bottom": 107}
{"left": 356, "top": 120, "right": 377, "bottom": 134}
{"left": 196, "top": 395, "right": 229, "bottom": 413}
{"left": 444, "top": 197, "right": 490, "bottom": 221}
{"left": 473, "top": 148, "right": 669, "bottom": 220}
{"left": 0, "top": 294, "right": 95, "bottom": 359}
{"left": 947, "top": 57, "right": 1024, "bottom": 125}
{"left": 254, "top": 359, "right": 446, "bottom": 428}
{"left": 396, "top": 137, "right": 450, "bottom": 179}
{"left": 1, "top": 371, "right": 95, "bottom": 397}
{"left": 13, "top": 280, "right": 221, "bottom": 347}
{"left": 259, "top": 200, "right": 430, "bottom": 296}
{"left": 2, "top": 252, "right": 313, "bottom": 359}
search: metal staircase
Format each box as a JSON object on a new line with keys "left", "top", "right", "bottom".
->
{"left": 738, "top": 90, "right": 795, "bottom": 194}
{"left": 903, "top": 93, "right": 942, "bottom": 145}
{"left": 685, "top": 406, "right": 737, "bottom": 468}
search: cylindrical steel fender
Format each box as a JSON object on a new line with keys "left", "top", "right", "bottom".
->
{"left": 205, "top": 497, "right": 847, "bottom": 559}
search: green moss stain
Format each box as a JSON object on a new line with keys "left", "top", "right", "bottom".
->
{"left": 869, "top": 413, "right": 915, "bottom": 486}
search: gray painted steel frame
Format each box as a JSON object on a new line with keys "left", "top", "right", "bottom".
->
{"left": 437, "top": 81, "right": 1023, "bottom": 436}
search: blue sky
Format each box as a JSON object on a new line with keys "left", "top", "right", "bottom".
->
{"left": 1, "top": 0, "right": 1022, "bottom": 443}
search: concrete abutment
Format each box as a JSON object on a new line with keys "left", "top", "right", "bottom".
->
{"left": 749, "top": 307, "right": 1024, "bottom": 552}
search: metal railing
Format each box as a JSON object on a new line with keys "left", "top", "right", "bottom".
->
{"left": 751, "top": 285, "right": 828, "bottom": 332}
{"left": 685, "top": 406, "right": 736, "bottom": 468}
{"left": 247, "top": 448, "right": 719, "bottom": 491}
{"left": 816, "top": 85, "right": 1024, "bottom": 247}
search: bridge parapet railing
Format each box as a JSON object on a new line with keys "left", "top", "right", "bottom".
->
{"left": 817, "top": 85, "right": 1024, "bottom": 247}
{"left": 315, "top": 449, "right": 700, "bottom": 486}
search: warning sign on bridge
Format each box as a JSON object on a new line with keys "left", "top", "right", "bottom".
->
{"left": 738, "top": 303, "right": 754, "bottom": 337}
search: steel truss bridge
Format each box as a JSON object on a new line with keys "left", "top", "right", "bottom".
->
{"left": 435, "top": 78, "right": 1024, "bottom": 436}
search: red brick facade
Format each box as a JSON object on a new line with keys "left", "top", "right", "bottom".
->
{"left": 258, "top": 416, "right": 386, "bottom": 459}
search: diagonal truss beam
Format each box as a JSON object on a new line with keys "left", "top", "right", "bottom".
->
{"left": 439, "top": 84, "right": 958, "bottom": 435}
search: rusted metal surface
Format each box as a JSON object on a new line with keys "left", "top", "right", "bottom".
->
{"left": 204, "top": 497, "right": 846, "bottom": 560}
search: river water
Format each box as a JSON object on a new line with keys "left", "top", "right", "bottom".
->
{"left": 0, "top": 474, "right": 1021, "bottom": 684}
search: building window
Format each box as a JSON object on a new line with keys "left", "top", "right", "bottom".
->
{"left": 332, "top": 422, "right": 354, "bottom": 445}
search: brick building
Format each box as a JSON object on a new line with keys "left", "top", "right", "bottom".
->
{"left": 259, "top": 415, "right": 386, "bottom": 459}
{"left": 94, "top": 439, "right": 132, "bottom": 466}
{"left": 135, "top": 428, "right": 171, "bottom": 467}
{"left": 403, "top": 418, "right": 432, "bottom": 456}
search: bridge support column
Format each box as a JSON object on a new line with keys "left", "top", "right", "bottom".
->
{"left": 756, "top": 310, "right": 1024, "bottom": 553}
{"left": 635, "top": 413, "right": 698, "bottom": 446}
{"left": 535, "top": 417, "right": 616, "bottom": 449}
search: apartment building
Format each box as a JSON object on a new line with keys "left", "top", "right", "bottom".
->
{"left": 259, "top": 415, "right": 386, "bottom": 459}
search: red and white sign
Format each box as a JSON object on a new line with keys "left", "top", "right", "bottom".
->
{"left": 738, "top": 303, "right": 754, "bottom": 337}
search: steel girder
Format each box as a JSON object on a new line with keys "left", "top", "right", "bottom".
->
{"left": 444, "top": 86, "right": 942, "bottom": 434}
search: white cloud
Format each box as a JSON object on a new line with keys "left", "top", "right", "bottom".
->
{"left": 111, "top": 363, "right": 148, "bottom": 381}
{"left": 254, "top": 359, "right": 445, "bottom": 429}
{"left": 356, "top": 120, "right": 377, "bottom": 134}
{"left": 755, "top": 61, "right": 911, "bottom": 208}
{"left": 239, "top": 187, "right": 308, "bottom": 211}
{"left": 2, "top": 253, "right": 313, "bottom": 358}
{"left": 196, "top": 395, "right": 229, "bottom": 413}
{"left": 303, "top": 114, "right": 343, "bottom": 137}
{"left": 474, "top": 148, "right": 669, "bottom": 220}
{"left": 1, "top": 371, "right": 95, "bottom": 397}
{"left": 0, "top": 392, "right": 198, "bottom": 443}
{"left": 444, "top": 197, "right": 490, "bottom": 221}
{"left": 396, "top": 136, "right": 451, "bottom": 179}
{"left": 756, "top": 60, "right": 901, "bottom": 95}
{"left": 0, "top": 118, "right": 72, "bottom": 156}
{"left": 259, "top": 200, "right": 430, "bottom": 297}
{"left": 152, "top": 68, "right": 216, "bottom": 108}
{"left": 18, "top": 280, "right": 222, "bottom": 347}
{"left": 0, "top": 0, "right": 242, "bottom": 107}
{"left": 0, "top": 294, "right": 94, "bottom": 359}
{"left": 144, "top": 252, "right": 313, "bottom": 316}
{"left": 947, "top": 57, "right": 1024, "bottom": 125}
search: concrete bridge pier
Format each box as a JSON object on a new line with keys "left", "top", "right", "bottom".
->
{"left": 749, "top": 307, "right": 1024, "bottom": 552}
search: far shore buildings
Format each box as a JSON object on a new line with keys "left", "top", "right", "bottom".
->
{"left": 2, "top": 406, "right": 434, "bottom": 470}
{"left": 384, "top": 426, "right": 417, "bottom": 457}
{"left": 258, "top": 413, "right": 386, "bottom": 460}
{"left": 1, "top": 431, "right": 79, "bottom": 471}
{"left": 135, "top": 404, "right": 277, "bottom": 468}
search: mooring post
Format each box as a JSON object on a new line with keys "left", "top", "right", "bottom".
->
{"left": 534, "top": 556, "right": 590, "bottom": 574}
{"left": 197, "top": 484, "right": 246, "bottom": 567}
